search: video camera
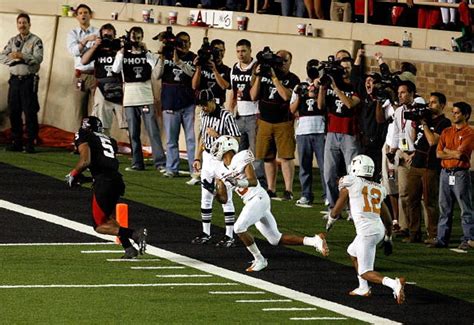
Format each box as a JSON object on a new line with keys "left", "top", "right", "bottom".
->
{"left": 372, "top": 71, "right": 401, "bottom": 102}
{"left": 196, "top": 37, "right": 222, "bottom": 67}
{"left": 256, "top": 46, "right": 283, "bottom": 77}
{"left": 403, "top": 102, "right": 432, "bottom": 122}
{"left": 317, "top": 55, "right": 344, "bottom": 87}
{"left": 294, "top": 82, "right": 311, "bottom": 97}
{"left": 152, "top": 27, "right": 187, "bottom": 60}
{"left": 99, "top": 34, "right": 123, "bottom": 51}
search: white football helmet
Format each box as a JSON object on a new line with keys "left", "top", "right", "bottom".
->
{"left": 210, "top": 135, "right": 239, "bottom": 160}
{"left": 349, "top": 155, "right": 375, "bottom": 177}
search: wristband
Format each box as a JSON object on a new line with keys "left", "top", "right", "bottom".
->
{"left": 236, "top": 179, "right": 249, "bottom": 188}
{"left": 194, "top": 159, "right": 201, "bottom": 162}
{"left": 70, "top": 169, "right": 80, "bottom": 177}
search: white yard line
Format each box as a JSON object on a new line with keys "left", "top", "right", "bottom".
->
{"left": 263, "top": 308, "right": 318, "bottom": 311}
{"left": 0, "top": 242, "right": 113, "bottom": 246}
{"left": 290, "top": 317, "right": 348, "bottom": 321}
{"left": 81, "top": 250, "right": 124, "bottom": 254}
{"left": 236, "top": 299, "right": 293, "bottom": 303}
{"left": 0, "top": 199, "right": 400, "bottom": 325}
{"left": 156, "top": 274, "right": 212, "bottom": 278}
{"left": 106, "top": 259, "right": 161, "bottom": 262}
{"left": 209, "top": 291, "right": 266, "bottom": 295}
{"left": 0, "top": 283, "right": 238, "bottom": 289}
{"left": 131, "top": 266, "right": 185, "bottom": 270}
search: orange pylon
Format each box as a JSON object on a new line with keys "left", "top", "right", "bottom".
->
{"left": 115, "top": 203, "right": 129, "bottom": 244}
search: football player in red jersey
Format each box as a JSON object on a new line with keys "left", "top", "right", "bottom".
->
{"left": 66, "top": 116, "right": 147, "bottom": 259}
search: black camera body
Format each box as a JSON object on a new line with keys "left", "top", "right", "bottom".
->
{"left": 196, "top": 37, "right": 221, "bottom": 67}
{"left": 294, "top": 82, "right": 311, "bottom": 97}
{"left": 153, "top": 27, "right": 186, "bottom": 60}
{"left": 306, "top": 59, "right": 320, "bottom": 81}
{"left": 372, "top": 72, "right": 401, "bottom": 102}
{"left": 99, "top": 35, "right": 122, "bottom": 51}
{"left": 256, "top": 46, "right": 283, "bottom": 77}
{"left": 318, "top": 55, "right": 344, "bottom": 87}
{"left": 403, "top": 103, "right": 432, "bottom": 122}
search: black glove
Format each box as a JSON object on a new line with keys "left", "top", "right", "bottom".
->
{"left": 380, "top": 235, "right": 393, "bottom": 256}
{"left": 201, "top": 178, "right": 215, "bottom": 194}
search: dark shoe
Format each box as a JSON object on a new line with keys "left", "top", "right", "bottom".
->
{"left": 281, "top": 191, "right": 294, "bottom": 201}
{"left": 25, "top": 144, "right": 36, "bottom": 154}
{"left": 191, "top": 232, "right": 212, "bottom": 244}
{"left": 395, "top": 229, "right": 409, "bottom": 238}
{"left": 424, "top": 238, "right": 437, "bottom": 245}
{"left": 402, "top": 234, "right": 422, "bottom": 243}
{"left": 6, "top": 144, "right": 23, "bottom": 152}
{"left": 125, "top": 165, "right": 145, "bottom": 171}
{"left": 122, "top": 246, "right": 138, "bottom": 259}
{"left": 215, "top": 235, "right": 235, "bottom": 248}
{"left": 458, "top": 242, "right": 470, "bottom": 251}
{"left": 267, "top": 190, "right": 277, "bottom": 199}
{"left": 427, "top": 240, "right": 447, "bottom": 248}
{"left": 132, "top": 228, "right": 147, "bottom": 254}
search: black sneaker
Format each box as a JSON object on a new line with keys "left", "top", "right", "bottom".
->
{"left": 132, "top": 228, "right": 147, "bottom": 254}
{"left": 25, "top": 144, "right": 36, "bottom": 154}
{"left": 267, "top": 190, "right": 277, "bottom": 199}
{"left": 191, "top": 232, "right": 212, "bottom": 244}
{"left": 216, "top": 235, "right": 235, "bottom": 248}
{"left": 122, "top": 246, "right": 138, "bottom": 259}
{"left": 282, "top": 190, "right": 294, "bottom": 201}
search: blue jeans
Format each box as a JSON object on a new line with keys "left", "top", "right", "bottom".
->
{"left": 125, "top": 105, "right": 166, "bottom": 169}
{"left": 323, "top": 132, "right": 360, "bottom": 208}
{"left": 163, "top": 104, "right": 196, "bottom": 174}
{"left": 281, "top": 0, "right": 306, "bottom": 17}
{"left": 297, "top": 133, "right": 326, "bottom": 202}
{"left": 437, "top": 169, "right": 474, "bottom": 245}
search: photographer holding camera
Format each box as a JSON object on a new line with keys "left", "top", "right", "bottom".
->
{"left": 289, "top": 59, "right": 327, "bottom": 208}
{"left": 250, "top": 49, "right": 300, "bottom": 201}
{"left": 112, "top": 26, "right": 166, "bottom": 172}
{"left": 319, "top": 56, "right": 361, "bottom": 218}
{"left": 155, "top": 31, "right": 197, "bottom": 180}
{"left": 405, "top": 92, "right": 451, "bottom": 244}
{"left": 81, "top": 23, "right": 126, "bottom": 135}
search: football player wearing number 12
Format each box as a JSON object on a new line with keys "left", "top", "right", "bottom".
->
{"left": 212, "top": 135, "right": 329, "bottom": 272}
{"left": 65, "top": 116, "right": 147, "bottom": 259}
{"left": 327, "top": 154, "right": 407, "bottom": 304}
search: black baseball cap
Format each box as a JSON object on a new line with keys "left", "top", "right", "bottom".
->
{"left": 196, "top": 89, "right": 215, "bottom": 106}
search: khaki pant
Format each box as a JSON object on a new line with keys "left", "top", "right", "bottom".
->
{"left": 330, "top": 2, "right": 352, "bottom": 22}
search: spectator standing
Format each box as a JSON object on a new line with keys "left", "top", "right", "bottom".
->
{"left": 112, "top": 27, "right": 166, "bottom": 172}
{"left": 250, "top": 49, "right": 300, "bottom": 200}
{"left": 430, "top": 102, "right": 474, "bottom": 250}
{"left": 229, "top": 39, "right": 266, "bottom": 189}
{"left": 281, "top": 0, "right": 306, "bottom": 17}
{"left": 155, "top": 31, "right": 197, "bottom": 179}
{"left": 405, "top": 92, "right": 451, "bottom": 243}
{"left": 191, "top": 90, "right": 241, "bottom": 247}
{"left": 289, "top": 60, "right": 327, "bottom": 208}
{"left": 0, "top": 13, "right": 43, "bottom": 153}
{"left": 81, "top": 23, "right": 127, "bottom": 135}
{"left": 304, "top": 0, "right": 325, "bottom": 19}
{"left": 66, "top": 3, "right": 99, "bottom": 123}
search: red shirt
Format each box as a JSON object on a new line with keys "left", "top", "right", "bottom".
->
{"left": 437, "top": 124, "right": 474, "bottom": 169}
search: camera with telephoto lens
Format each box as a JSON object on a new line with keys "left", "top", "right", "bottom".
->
{"left": 99, "top": 34, "right": 122, "bottom": 51}
{"left": 152, "top": 27, "right": 186, "bottom": 60}
{"left": 256, "top": 46, "right": 283, "bottom": 77}
{"left": 317, "top": 55, "right": 344, "bottom": 87}
{"left": 294, "top": 82, "right": 311, "bottom": 97}
{"left": 196, "top": 37, "right": 221, "bottom": 67}
{"left": 372, "top": 71, "right": 401, "bottom": 102}
{"left": 403, "top": 102, "right": 433, "bottom": 122}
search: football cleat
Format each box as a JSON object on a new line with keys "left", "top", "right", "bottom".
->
{"left": 349, "top": 287, "right": 372, "bottom": 297}
{"left": 314, "top": 233, "right": 329, "bottom": 257}
{"left": 393, "top": 277, "right": 406, "bottom": 304}
{"left": 215, "top": 235, "right": 235, "bottom": 248}
{"left": 132, "top": 228, "right": 147, "bottom": 255}
{"left": 326, "top": 215, "right": 340, "bottom": 232}
{"left": 246, "top": 258, "right": 268, "bottom": 272}
{"left": 191, "top": 232, "right": 212, "bottom": 244}
{"left": 122, "top": 246, "right": 138, "bottom": 259}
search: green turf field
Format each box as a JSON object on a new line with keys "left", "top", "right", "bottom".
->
{"left": 1, "top": 147, "right": 473, "bottom": 308}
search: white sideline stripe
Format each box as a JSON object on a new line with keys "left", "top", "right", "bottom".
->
{"left": 0, "top": 242, "right": 114, "bottom": 246}
{"left": 106, "top": 259, "right": 161, "bottom": 262}
{"left": 263, "top": 308, "right": 317, "bottom": 311}
{"left": 290, "top": 317, "right": 348, "bottom": 321}
{"left": 131, "top": 266, "right": 185, "bottom": 270}
{"left": 236, "top": 299, "right": 293, "bottom": 303}
{"left": 156, "top": 274, "right": 212, "bottom": 278}
{"left": 209, "top": 291, "right": 266, "bottom": 295}
{"left": 81, "top": 250, "right": 124, "bottom": 254}
{"left": 0, "top": 199, "right": 400, "bottom": 325}
{"left": 0, "top": 283, "right": 238, "bottom": 289}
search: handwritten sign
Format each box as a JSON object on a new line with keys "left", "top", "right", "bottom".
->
{"left": 189, "top": 10, "right": 233, "bottom": 29}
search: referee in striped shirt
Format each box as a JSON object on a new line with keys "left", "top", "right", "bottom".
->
{"left": 192, "top": 89, "right": 241, "bottom": 247}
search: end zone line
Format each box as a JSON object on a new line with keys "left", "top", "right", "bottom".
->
{"left": 81, "top": 250, "right": 124, "bottom": 254}
{"left": 209, "top": 291, "right": 266, "bottom": 295}
{"left": 0, "top": 242, "right": 113, "bottom": 246}
{"left": 236, "top": 299, "right": 292, "bottom": 303}
{"left": 290, "top": 317, "right": 348, "bottom": 320}
{"left": 263, "top": 308, "right": 317, "bottom": 311}
{"left": 131, "top": 266, "right": 185, "bottom": 270}
{"left": 107, "top": 259, "right": 161, "bottom": 262}
{"left": 156, "top": 274, "right": 212, "bottom": 278}
{"left": 0, "top": 283, "right": 238, "bottom": 289}
{"left": 0, "top": 199, "right": 400, "bottom": 325}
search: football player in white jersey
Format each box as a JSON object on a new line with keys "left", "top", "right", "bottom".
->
{"left": 209, "top": 135, "right": 329, "bottom": 272}
{"left": 327, "top": 154, "right": 406, "bottom": 304}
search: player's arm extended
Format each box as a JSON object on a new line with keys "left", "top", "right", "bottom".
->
{"left": 380, "top": 202, "right": 393, "bottom": 237}
{"left": 215, "top": 179, "right": 228, "bottom": 204}
{"left": 330, "top": 187, "right": 349, "bottom": 217}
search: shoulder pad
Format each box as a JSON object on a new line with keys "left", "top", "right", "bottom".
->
{"left": 338, "top": 175, "right": 356, "bottom": 190}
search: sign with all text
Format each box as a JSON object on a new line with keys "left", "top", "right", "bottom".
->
{"left": 189, "top": 10, "right": 234, "bottom": 29}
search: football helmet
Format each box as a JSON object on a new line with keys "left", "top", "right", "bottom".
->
{"left": 349, "top": 154, "right": 374, "bottom": 177}
{"left": 81, "top": 116, "right": 103, "bottom": 133}
{"left": 210, "top": 135, "right": 238, "bottom": 160}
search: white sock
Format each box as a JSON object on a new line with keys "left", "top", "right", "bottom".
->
{"left": 358, "top": 275, "right": 369, "bottom": 290}
{"left": 382, "top": 276, "right": 397, "bottom": 290}
{"left": 202, "top": 223, "right": 211, "bottom": 235}
{"left": 303, "top": 236, "right": 316, "bottom": 247}
{"left": 246, "top": 243, "right": 264, "bottom": 261}
{"left": 225, "top": 225, "right": 234, "bottom": 238}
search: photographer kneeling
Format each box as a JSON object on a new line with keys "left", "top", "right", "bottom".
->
{"left": 250, "top": 48, "right": 300, "bottom": 201}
